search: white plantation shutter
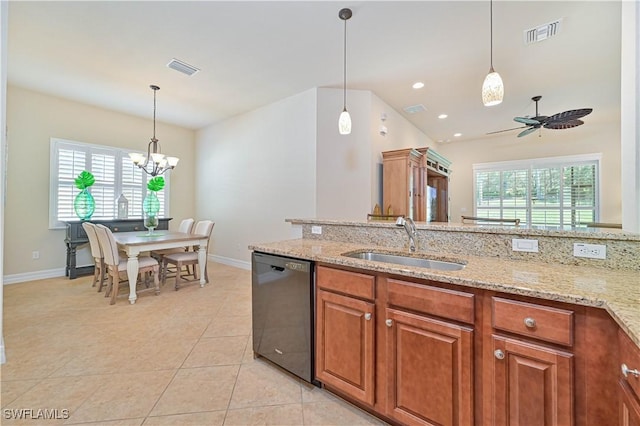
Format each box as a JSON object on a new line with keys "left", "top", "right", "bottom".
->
{"left": 473, "top": 154, "right": 599, "bottom": 227}
{"left": 49, "top": 138, "right": 171, "bottom": 228}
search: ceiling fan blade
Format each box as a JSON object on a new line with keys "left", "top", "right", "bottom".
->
{"left": 514, "top": 117, "right": 540, "bottom": 125}
{"left": 544, "top": 119, "right": 584, "bottom": 130}
{"left": 486, "top": 125, "right": 528, "bottom": 135}
{"left": 517, "top": 126, "right": 538, "bottom": 138}
{"left": 546, "top": 108, "right": 593, "bottom": 124}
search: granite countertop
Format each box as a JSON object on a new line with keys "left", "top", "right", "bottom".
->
{"left": 249, "top": 238, "right": 640, "bottom": 346}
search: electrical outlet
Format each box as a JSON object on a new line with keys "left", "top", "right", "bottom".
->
{"left": 573, "top": 243, "right": 607, "bottom": 259}
{"left": 512, "top": 238, "right": 539, "bottom": 253}
{"left": 311, "top": 226, "right": 322, "bottom": 235}
{"left": 32, "top": 251, "right": 40, "bottom": 260}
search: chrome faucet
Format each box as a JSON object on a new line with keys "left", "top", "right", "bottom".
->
{"left": 396, "top": 216, "right": 417, "bottom": 252}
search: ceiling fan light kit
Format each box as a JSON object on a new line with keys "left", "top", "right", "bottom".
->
{"left": 482, "top": 0, "right": 504, "bottom": 107}
{"left": 338, "top": 7, "right": 353, "bottom": 135}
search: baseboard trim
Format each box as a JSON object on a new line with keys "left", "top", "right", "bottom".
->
{"left": 209, "top": 254, "right": 251, "bottom": 270}
{"left": 3, "top": 267, "right": 67, "bottom": 285}
{"left": 3, "top": 256, "right": 251, "bottom": 285}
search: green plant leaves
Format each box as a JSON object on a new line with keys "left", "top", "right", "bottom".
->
{"left": 147, "top": 176, "right": 165, "bottom": 192}
{"left": 74, "top": 171, "right": 95, "bottom": 190}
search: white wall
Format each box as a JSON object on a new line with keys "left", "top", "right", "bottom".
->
{"left": 195, "top": 89, "right": 318, "bottom": 266}
{"left": 1, "top": 0, "right": 8, "bottom": 363}
{"left": 621, "top": 0, "right": 640, "bottom": 232}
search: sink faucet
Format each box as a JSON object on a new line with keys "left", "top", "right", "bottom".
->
{"left": 395, "top": 216, "right": 417, "bottom": 252}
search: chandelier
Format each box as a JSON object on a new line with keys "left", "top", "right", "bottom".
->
{"left": 128, "top": 85, "right": 179, "bottom": 176}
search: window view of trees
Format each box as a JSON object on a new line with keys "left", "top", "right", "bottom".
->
{"left": 475, "top": 161, "right": 597, "bottom": 227}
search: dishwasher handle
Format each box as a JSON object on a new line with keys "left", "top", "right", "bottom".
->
{"left": 270, "top": 265, "right": 285, "bottom": 272}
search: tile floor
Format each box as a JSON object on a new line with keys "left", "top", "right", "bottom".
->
{"left": 1, "top": 262, "right": 387, "bottom": 425}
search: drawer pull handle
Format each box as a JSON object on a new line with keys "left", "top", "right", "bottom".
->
{"left": 385, "top": 319, "right": 393, "bottom": 327}
{"left": 113, "top": 227, "right": 119, "bottom": 231}
{"left": 524, "top": 317, "right": 536, "bottom": 328}
{"left": 364, "top": 313, "right": 372, "bottom": 321}
{"left": 622, "top": 363, "right": 640, "bottom": 378}
{"left": 494, "top": 349, "right": 505, "bottom": 360}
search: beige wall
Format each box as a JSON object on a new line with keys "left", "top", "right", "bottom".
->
{"left": 4, "top": 85, "right": 197, "bottom": 276}
{"left": 438, "top": 120, "right": 622, "bottom": 224}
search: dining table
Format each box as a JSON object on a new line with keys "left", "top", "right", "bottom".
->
{"left": 113, "top": 230, "right": 209, "bottom": 304}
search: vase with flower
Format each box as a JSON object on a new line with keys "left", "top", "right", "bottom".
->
{"left": 143, "top": 176, "right": 164, "bottom": 235}
{"left": 73, "top": 170, "right": 96, "bottom": 220}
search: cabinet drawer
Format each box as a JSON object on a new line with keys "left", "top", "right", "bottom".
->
{"left": 619, "top": 329, "right": 640, "bottom": 400}
{"left": 492, "top": 297, "right": 573, "bottom": 346}
{"left": 387, "top": 278, "right": 475, "bottom": 324}
{"left": 316, "top": 266, "right": 375, "bottom": 300}
{"left": 109, "top": 223, "right": 144, "bottom": 232}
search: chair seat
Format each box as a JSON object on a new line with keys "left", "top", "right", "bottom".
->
{"left": 116, "top": 255, "right": 158, "bottom": 272}
{"left": 163, "top": 252, "right": 198, "bottom": 263}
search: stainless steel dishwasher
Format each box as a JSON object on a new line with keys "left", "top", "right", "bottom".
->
{"left": 252, "top": 252, "right": 316, "bottom": 384}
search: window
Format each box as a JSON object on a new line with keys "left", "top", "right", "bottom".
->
{"left": 49, "top": 138, "right": 169, "bottom": 228}
{"left": 473, "top": 154, "right": 600, "bottom": 228}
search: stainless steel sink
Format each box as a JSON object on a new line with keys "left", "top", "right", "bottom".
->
{"left": 344, "top": 251, "right": 466, "bottom": 271}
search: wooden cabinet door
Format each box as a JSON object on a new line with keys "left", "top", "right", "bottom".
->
{"left": 620, "top": 380, "right": 640, "bottom": 426}
{"left": 315, "top": 289, "right": 376, "bottom": 406}
{"left": 491, "top": 335, "right": 573, "bottom": 426}
{"left": 385, "top": 308, "right": 473, "bottom": 426}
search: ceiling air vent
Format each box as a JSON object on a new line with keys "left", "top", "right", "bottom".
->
{"left": 403, "top": 104, "right": 426, "bottom": 114}
{"left": 524, "top": 18, "right": 563, "bottom": 44}
{"left": 166, "top": 58, "right": 200, "bottom": 76}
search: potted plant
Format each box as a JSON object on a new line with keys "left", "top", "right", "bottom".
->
{"left": 73, "top": 170, "right": 95, "bottom": 220}
{"left": 143, "top": 176, "right": 164, "bottom": 234}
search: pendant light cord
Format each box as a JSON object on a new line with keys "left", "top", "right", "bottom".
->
{"left": 343, "top": 16, "right": 347, "bottom": 109}
{"left": 489, "top": 0, "right": 494, "bottom": 70}
{"left": 152, "top": 88, "right": 157, "bottom": 141}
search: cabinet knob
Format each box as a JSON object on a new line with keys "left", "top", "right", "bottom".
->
{"left": 113, "top": 227, "right": 119, "bottom": 231}
{"left": 494, "top": 349, "right": 505, "bottom": 360}
{"left": 622, "top": 363, "right": 640, "bottom": 378}
{"left": 385, "top": 319, "right": 393, "bottom": 327}
{"left": 364, "top": 313, "right": 372, "bottom": 321}
{"left": 524, "top": 317, "right": 536, "bottom": 328}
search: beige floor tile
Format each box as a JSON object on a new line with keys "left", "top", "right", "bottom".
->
{"left": 182, "top": 336, "right": 248, "bottom": 368}
{"left": 203, "top": 314, "right": 252, "bottom": 338}
{"left": 302, "top": 400, "right": 388, "bottom": 426}
{"left": 69, "top": 370, "right": 175, "bottom": 423}
{"left": 142, "top": 411, "right": 226, "bottom": 425}
{"left": 150, "top": 365, "right": 239, "bottom": 417}
{"left": 224, "top": 403, "right": 304, "bottom": 425}
{"left": 66, "top": 419, "right": 144, "bottom": 426}
{"left": 229, "top": 359, "right": 302, "bottom": 409}
{"left": 0, "top": 379, "right": 40, "bottom": 408}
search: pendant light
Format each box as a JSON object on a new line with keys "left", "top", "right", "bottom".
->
{"left": 482, "top": 0, "right": 504, "bottom": 106}
{"left": 129, "top": 85, "right": 179, "bottom": 176}
{"left": 338, "top": 8, "right": 352, "bottom": 135}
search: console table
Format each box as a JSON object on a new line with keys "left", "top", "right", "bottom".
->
{"left": 64, "top": 218, "right": 172, "bottom": 279}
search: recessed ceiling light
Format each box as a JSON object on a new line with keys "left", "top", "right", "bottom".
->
{"left": 454, "top": 133, "right": 462, "bottom": 137}
{"left": 412, "top": 82, "right": 425, "bottom": 89}
{"left": 438, "top": 114, "right": 448, "bottom": 119}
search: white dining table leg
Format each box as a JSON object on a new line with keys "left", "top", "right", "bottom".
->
{"left": 126, "top": 254, "right": 140, "bottom": 304}
{"left": 198, "top": 245, "right": 207, "bottom": 287}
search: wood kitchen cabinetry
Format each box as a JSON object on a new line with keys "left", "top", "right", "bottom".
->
{"left": 315, "top": 263, "right": 621, "bottom": 426}
{"left": 382, "top": 147, "right": 451, "bottom": 222}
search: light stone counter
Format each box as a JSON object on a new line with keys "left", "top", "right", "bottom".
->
{"left": 249, "top": 238, "right": 640, "bottom": 347}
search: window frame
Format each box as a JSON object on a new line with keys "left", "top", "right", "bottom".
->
{"left": 49, "top": 137, "right": 171, "bottom": 229}
{"left": 472, "top": 153, "right": 601, "bottom": 227}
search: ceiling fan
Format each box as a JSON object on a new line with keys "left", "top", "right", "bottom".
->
{"left": 488, "top": 95, "right": 593, "bottom": 138}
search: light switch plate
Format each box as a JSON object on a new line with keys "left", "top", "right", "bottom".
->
{"left": 512, "top": 238, "right": 539, "bottom": 253}
{"left": 573, "top": 243, "right": 606, "bottom": 259}
{"left": 311, "top": 226, "right": 322, "bottom": 235}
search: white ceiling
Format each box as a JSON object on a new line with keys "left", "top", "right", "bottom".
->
{"left": 7, "top": 1, "right": 622, "bottom": 143}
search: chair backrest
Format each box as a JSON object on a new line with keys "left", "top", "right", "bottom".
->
{"left": 94, "top": 224, "right": 120, "bottom": 268}
{"left": 178, "top": 218, "right": 195, "bottom": 234}
{"left": 193, "top": 220, "right": 214, "bottom": 240}
{"left": 82, "top": 222, "right": 102, "bottom": 258}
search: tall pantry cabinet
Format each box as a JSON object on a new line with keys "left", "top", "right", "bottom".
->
{"left": 381, "top": 147, "right": 451, "bottom": 222}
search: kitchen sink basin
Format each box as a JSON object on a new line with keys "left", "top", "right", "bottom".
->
{"left": 343, "top": 251, "right": 466, "bottom": 271}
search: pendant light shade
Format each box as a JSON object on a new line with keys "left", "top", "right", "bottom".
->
{"left": 482, "top": 0, "right": 503, "bottom": 106}
{"left": 338, "top": 8, "right": 352, "bottom": 135}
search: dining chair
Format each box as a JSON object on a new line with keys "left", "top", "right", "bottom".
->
{"left": 94, "top": 224, "right": 161, "bottom": 305}
{"left": 82, "top": 222, "right": 107, "bottom": 292}
{"left": 151, "top": 218, "right": 195, "bottom": 261}
{"left": 161, "top": 220, "right": 214, "bottom": 290}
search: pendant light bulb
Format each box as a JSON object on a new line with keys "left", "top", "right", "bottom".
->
{"left": 339, "top": 108, "right": 352, "bottom": 135}
{"left": 482, "top": 0, "right": 503, "bottom": 106}
{"left": 338, "top": 8, "right": 353, "bottom": 135}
